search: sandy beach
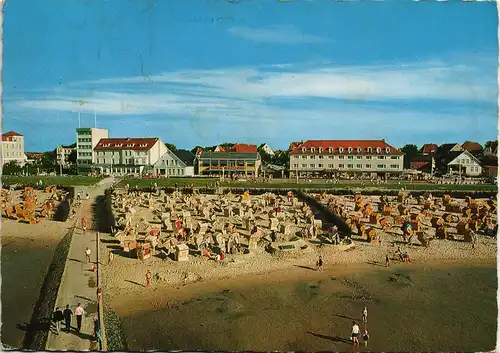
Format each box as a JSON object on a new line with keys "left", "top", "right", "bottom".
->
{"left": 102, "top": 232, "right": 497, "bottom": 351}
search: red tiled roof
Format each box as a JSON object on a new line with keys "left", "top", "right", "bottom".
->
{"left": 462, "top": 141, "right": 483, "bottom": 153}
{"left": 289, "top": 140, "right": 403, "bottom": 155}
{"left": 94, "top": 138, "right": 158, "bottom": 151}
{"left": 232, "top": 144, "right": 257, "bottom": 153}
{"left": 26, "top": 152, "right": 44, "bottom": 159}
{"left": 421, "top": 144, "right": 437, "bottom": 154}
{"left": 288, "top": 141, "right": 302, "bottom": 151}
{"left": 214, "top": 146, "right": 226, "bottom": 152}
{"left": 2, "top": 131, "right": 23, "bottom": 137}
{"left": 195, "top": 148, "right": 204, "bottom": 156}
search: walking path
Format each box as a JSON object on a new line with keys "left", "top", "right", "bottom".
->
{"left": 45, "top": 177, "right": 116, "bottom": 351}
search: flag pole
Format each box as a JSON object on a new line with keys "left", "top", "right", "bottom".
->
{"left": 94, "top": 110, "right": 97, "bottom": 128}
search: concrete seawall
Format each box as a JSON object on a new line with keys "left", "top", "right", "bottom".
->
{"left": 22, "top": 226, "right": 75, "bottom": 350}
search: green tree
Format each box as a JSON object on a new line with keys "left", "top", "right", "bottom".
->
{"left": 68, "top": 149, "right": 77, "bottom": 164}
{"left": 485, "top": 140, "right": 498, "bottom": 151}
{"left": 400, "top": 144, "right": 419, "bottom": 169}
{"left": 2, "top": 161, "right": 23, "bottom": 175}
{"left": 165, "top": 143, "right": 177, "bottom": 151}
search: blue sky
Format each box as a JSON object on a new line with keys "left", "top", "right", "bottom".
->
{"left": 3, "top": 0, "right": 498, "bottom": 152}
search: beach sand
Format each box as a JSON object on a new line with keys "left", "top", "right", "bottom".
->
{"left": 104, "top": 246, "right": 497, "bottom": 351}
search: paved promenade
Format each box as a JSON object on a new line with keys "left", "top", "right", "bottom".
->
{"left": 45, "top": 177, "right": 115, "bottom": 351}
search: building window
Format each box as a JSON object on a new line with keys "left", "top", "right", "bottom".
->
{"left": 318, "top": 164, "right": 323, "bottom": 168}
{"left": 385, "top": 147, "right": 390, "bottom": 153}
{"left": 348, "top": 156, "right": 354, "bottom": 160}
{"left": 309, "top": 155, "right": 314, "bottom": 159}
{"left": 377, "top": 164, "right": 384, "bottom": 169}
{"left": 302, "top": 147, "right": 306, "bottom": 152}
{"left": 348, "top": 147, "right": 352, "bottom": 153}
{"left": 311, "top": 147, "right": 315, "bottom": 153}
{"left": 328, "top": 147, "right": 333, "bottom": 153}
{"left": 356, "top": 156, "right": 362, "bottom": 159}
{"left": 365, "top": 164, "right": 371, "bottom": 168}
{"left": 367, "top": 147, "right": 372, "bottom": 153}
{"left": 318, "top": 147, "right": 323, "bottom": 153}
{"left": 301, "top": 155, "right": 307, "bottom": 159}
{"left": 391, "top": 165, "right": 399, "bottom": 169}
{"left": 376, "top": 147, "right": 381, "bottom": 153}
{"left": 391, "top": 156, "right": 398, "bottom": 160}
{"left": 293, "top": 164, "right": 299, "bottom": 168}
{"left": 356, "top": 164, "right": 362, "bottom": 168}
{"left": 302, "top": 164, "right": 307, "bottom": 168}
{"left": 347, "top": 164, "right": 353, "bottom": 169}
{"left": 366, "top": 156, "right": 372, "bottom": 160}
{"left": 339, "top": 147, "right": 343, "bottom": 153}
{"left": 339, "top": 164, "right": 344, "bottom": 168}
{"left": 338, "top": 156, "right": 345, "bottom": 160}
{"left": 378, "top": 156, "right": 385, "bottom": 160}
{"left": 318, "top": 155, "right": 323, "bottom": 159}
{"left": 310, "top": 164, "right": 315, "bottom": 168}
{"left": 328, "top": 164, "right": 334, "bottom": 168}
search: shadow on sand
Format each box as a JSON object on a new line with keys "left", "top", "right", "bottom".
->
{"left": 125, "top": 279, "right": 144, "bottom": 287}
{"left": 294, "top": 265, "right": 317, "bottom": 271}
{"left": 306, "top": 331, "right": 352, "bottom": 344}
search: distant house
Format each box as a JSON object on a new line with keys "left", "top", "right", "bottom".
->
{"left": 410, "top": 154, "right": 435, "bottom": 173}
{"left": 56, "top": 144, "right": 76, "bottom": 166}
{"left": 25, "top": 152, "right": 44, "bottom": 164}
{"left": 461, "top": 141, "right": 483, "bottom": 156}
{"left": 484, "top": 144, "right": 498, "bottom": 157}
{"left": 445, "top": 150, "right": 482, "bottom": 177}
{"left": 259, "top": 143, "right": 275, "bottom": 156}
{"left": 194, "top": 147, "right": 204, "bottom": 158}
{"left": 288, "top": 141, "right": 303, "bottom": 151}
{"left": 434, "top": 143, "right": 465, "bottom": 172}
{"left": 198, "top": 151, "right": 261, "bottom": 176}
{"left": 214, "top": 145, "right": 226, "bottom": 152}
{"left": 154, "top": 148, "right": 197, "bottom": 177}
{"left": 420, "top": 143, "right": 438, "bottom": 155}
{"left": 229, "top": 144, "right": 258, "bottom": 153}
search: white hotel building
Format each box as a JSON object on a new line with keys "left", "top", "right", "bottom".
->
{"left": 289, "top": 140, "right": 404, "bottom": 178}
{"left": 76, "top": 128, "right": 109, "bottom": 174}
{"left": 2, "top": 131, "right": 27, "bottom": 166}
{"left": 93, "top": 137, "right": 167, "bottom": 176}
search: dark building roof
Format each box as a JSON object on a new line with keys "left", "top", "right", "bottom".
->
{"left": 173, "top": 149, "right": 197, "bottom": 166}
{"left": 94, "top": 138, "right": 158, "bottom": 151}
{"left": 200, "top": 151, "right": 260, "bottom": 160}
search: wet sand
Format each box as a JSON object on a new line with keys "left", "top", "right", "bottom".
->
{"left": 1, "top": 220, "right": 70, "bottom": 348}
{"left": 111, "top": 260, "right": 497, "bottom": 352}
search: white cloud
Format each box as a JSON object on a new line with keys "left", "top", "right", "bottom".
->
{"left": 14, "top": 59, "right": 496, "bottom": 135}
{"left": 227, "top": 25, "right": 328, "bottom": 44}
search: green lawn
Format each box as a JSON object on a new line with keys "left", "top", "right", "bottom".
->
{"left": 2, "top": 175, "right": 103, "bottom": 187}
{"left": 115, "top": 178, "right": 498, "bottom": 192}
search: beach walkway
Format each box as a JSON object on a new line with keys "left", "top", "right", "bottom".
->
{"left": 45, "top": 177, "right": 116, "bottom": 351}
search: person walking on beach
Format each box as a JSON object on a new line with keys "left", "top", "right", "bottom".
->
{"left": 81, "top": 217, "right": 87, "bottom": 233}
{"left": 108, "top": 250, "right": 114, "bottom": 265}
{"left": 362, "top": 329, "right": 370, "bottom": 347}
{"left": 53, "top": 307, "right": 64, "bottom": 334}
{"left": 385, "top": 254, "right": 390, "bottom": 267}
{"left": 97, "top": 287, "right": 103, "bottom": 302}
{"left": 145, "top": 270, "right": 152, "bottom": 288}
{"left": 63, "top": 304, "right": 73, "bottom": 332}
{"left": 75, "top": 303, "right": 85, "bottom": 332}
{"left": 351, "top": 321, "right": 360, "bottom": 346}
{"left": 85, "top": 247, "right": 91, "bottom": 264}
{"left": 362, "top": 307, "right": 368, "bottom": 323}
{"left": 316, "top": 255, "right": 324, "bottom": 272}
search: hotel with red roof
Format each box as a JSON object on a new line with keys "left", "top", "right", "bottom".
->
{"left": 2, "top": 131, "right": 27, "bottom": 166}
{"left": 289, "top": 140, "right": 404, "bottom": 178}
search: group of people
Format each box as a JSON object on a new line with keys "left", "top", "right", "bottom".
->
{"left": 351, "top": 307, "right": 370, "bottom": 347}
{"left": 52, "top": 303, "right": 85, "bottom": 334}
